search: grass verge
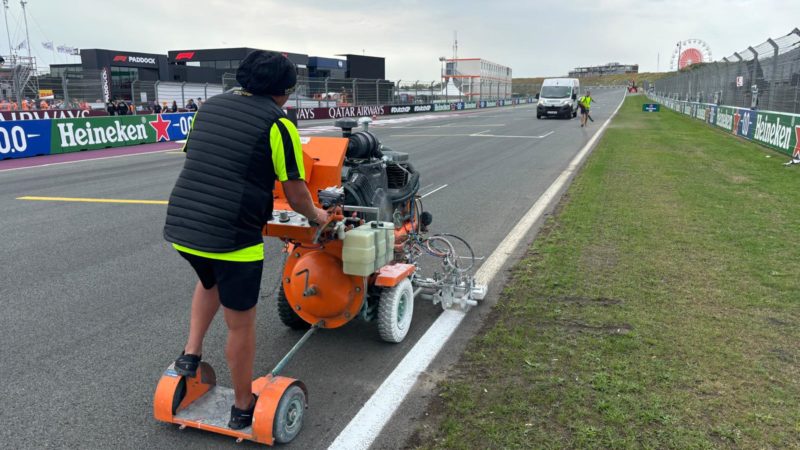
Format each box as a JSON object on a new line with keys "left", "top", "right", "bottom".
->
{"left": 410, "top": 96, "right": 800, "bottom": 449}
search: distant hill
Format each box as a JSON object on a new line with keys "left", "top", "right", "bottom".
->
{"left": 513, "top": 72, "right": 672, "bottom": 94}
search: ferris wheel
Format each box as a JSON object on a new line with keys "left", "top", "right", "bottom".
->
{"left": 670, "top": 39, "right": 713, "bottom": 70}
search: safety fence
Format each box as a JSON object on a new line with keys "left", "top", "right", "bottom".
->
{"left": 647, "top": 93, "right": 800, "bottom": 159}
{"left": 651, "top": 29, "right": 800, "bottom": 114}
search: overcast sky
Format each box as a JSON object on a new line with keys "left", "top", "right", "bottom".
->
{"left": 5, "top": 0, "right": 800, "bottom": 79}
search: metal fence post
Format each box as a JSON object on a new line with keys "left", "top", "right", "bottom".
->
{"left": 181, "top": 81, "right": 186, "bottom": 108}
{"left": 351, "top": 78, "right": 357, "bottom": 105}
{"left": 131, "top": 80, "right": 137, "bottom": 114}
{"left": 324, "top": 77, "right": 329, "bottom": 106}
{"left": 154, "top": 80, "right": 160, "bottom": 106}
{"left": 204, "top": 82, "right": 208, "bottom": 101}
{"left": 375, "top": 79, "right": 380, "bottom": 106}
{"left": 766, "top": 38, "right": 779, "bottom": 110}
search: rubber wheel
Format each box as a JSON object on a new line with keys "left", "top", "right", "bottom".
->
{"left": 273, "top": 385, "right": 306, "bottom": 444}
{"left": 377, "top": 278, "right": 414, "bottom": 343}
{"left": 276, "top": 285, "right": 310, "bottom": 330}
{"left": 572, "top": 110, "right": 577, "bottom": 118}
{"left": 536, "top": 114, "right": 541, "bottom": 119}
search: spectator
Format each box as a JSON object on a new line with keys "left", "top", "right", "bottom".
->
{"left": 79, "top": 100, "right": 89, "bottom": 110}
{"left": 106, "top": 100, "right": 116, "bottom": 116}
{"left": 116, "top": 99, "right": 129, "bottom": 116}
{"left": 185, "top": 98, "right": 198, "bottom": 112}
{"left": 39, "top": 99, "right": 49, "bottom": 110}
{"left": 197, "top": 97, "right": 203, "bottom": 108}
{"left": 170, "top": 100, "right": 178, "bottom": 112}
{"left": 153, "top": 101, "right": 162, "bottom": 114}
{"left": 21, "top": 98, "right": 30, "bottom": 111}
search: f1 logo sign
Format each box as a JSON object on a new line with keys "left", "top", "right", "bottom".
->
{"left": 113, "top": 55, "right": 127, "bottom": 62}
{"left": 175, "top": 52, "right": 195, "bottom": 61}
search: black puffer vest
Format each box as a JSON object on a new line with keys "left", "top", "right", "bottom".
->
{"left": 164, "top": 91, "right": 284, "bottom": 252}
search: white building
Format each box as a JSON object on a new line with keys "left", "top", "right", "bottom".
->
{"left": 443, "top": 58, "right": 512, "bottom": 100}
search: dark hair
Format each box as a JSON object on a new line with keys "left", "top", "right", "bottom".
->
{"left": 236, "top": 50, "right": 297, "bottom": 96}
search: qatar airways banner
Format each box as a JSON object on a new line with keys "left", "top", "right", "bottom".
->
{"left": 0, "top": 109, "right": 107, "bottom": 121}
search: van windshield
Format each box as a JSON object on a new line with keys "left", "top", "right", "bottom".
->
{"left": 541, "top": 86, "right": 572, "bottom": 98}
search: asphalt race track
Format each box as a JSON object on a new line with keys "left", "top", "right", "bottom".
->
{"left": 0, "top": 89, "right": 625, "bottom": 449}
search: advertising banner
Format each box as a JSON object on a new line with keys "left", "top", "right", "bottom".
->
{"left": 464, "top": 102, "right": 478, "bottom": 109}
{"left": 0, "top": 119, "right": 52, "bottom": 159}
{"left": 389, "top": 105, "right": 412, "bottom": 115}
{"left": 0, "top": 109, "right": 107, "bottom": 122}
{"left": 731, "top": 108, "right": 755, "bottom": 139}
{"left": 433, "top": 103, "right": 451, "bottom": 112}
{"left": 412, "top": 104, "right": 433, "bottom": 113}
{"left": 51, "top": 115, "right": 155, "bottom": 153}
{"left": 158, "top": 112, "right": 195, "bottom": 141}
{"left": 715, "top": 106, "right": 736, "bottom": 132}
{"left": 752, "top": 111, "right": 799, "bottom": 157}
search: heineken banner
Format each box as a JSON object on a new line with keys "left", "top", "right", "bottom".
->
{"left": 0, "top": 119, "right": 52, "bottom": 159}
{"left": 50, "top": 113, "right": 195, "bottom": 153}
{"left": 650, "top": 95, "right": 800, "bottom": 158}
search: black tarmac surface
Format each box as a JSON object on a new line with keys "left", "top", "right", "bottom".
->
{"left": 0, "top": 89, "right": 625, "bottom": 449}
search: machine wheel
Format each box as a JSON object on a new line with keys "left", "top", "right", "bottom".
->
{"left": 572, "top": 109, "right": 577, "bottom": 118}
{"left": 536, "top": 114, "right": 541, "bottom": 119}
{"left": 377, "top": 278, "right": 414, "bottom": 343}
{"left": 273, "top": 385, "right": 306, "bottom": 444}
{"left": 276, "top": 285, "right": 310, "bottom": 330}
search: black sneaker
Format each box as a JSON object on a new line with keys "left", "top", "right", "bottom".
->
{"left": 228, "top": 395, "right": 258, "bottom": 430}
{"left": 174, "top": 352, "right": 201, "bottom": 377}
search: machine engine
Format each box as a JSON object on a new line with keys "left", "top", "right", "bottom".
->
{"left": 336, "top": 118, "right": 420, "bottom": 222}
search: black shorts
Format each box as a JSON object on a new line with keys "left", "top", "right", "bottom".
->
{"left": 178, "top": 251, "right": 264, "bottom": 311}
{"left": 579, "top": 105, "right": 588, "bottom": 114}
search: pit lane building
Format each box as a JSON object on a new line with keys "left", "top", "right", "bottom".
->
{"left": 46, "top": 47, "right": 386, "bottom": 101}
{"left": 443, "top": 58, "right": 512, "bottom": 100}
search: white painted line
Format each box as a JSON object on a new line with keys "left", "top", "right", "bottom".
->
{"left": 420, "top": 184, "right": 448, "bottom": 199}
{"left": 327, "top": 92, "right": 627, "bottom": 450}
{"left": 0, "top": 148, "right": 181, "bottom": 173}
{"left": 469, "top": 130, "right": 491, "bottom": 136}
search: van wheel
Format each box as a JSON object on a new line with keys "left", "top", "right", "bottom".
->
{"left": 572, "top": 110, "right": 577, "bottom": 118}
{"left": 536, "top": 114, "right": 541, "bottom": 119}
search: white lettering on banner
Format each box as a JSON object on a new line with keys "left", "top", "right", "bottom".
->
{"left": 127, "top": 56, "right": 157, "bottom": 64}
{"left": 101, "top": 68, "right": 110, "bottom": 103}
{"left": 0, "top": 110, "right": 91, "bottom": 122}
{"left": 178, "top": 116, "right": 194, "bottom": 135}
{"left": 391, "top": 106, "right": 411, "bottom": 114}
{"left": 740, "top": 111, "right": 750, "bottom": 136}
{"left": 754, "top": 115, "right": 792, "bottom": 150}
{"left": 716, "top": 109, "right": 733, "bottom": 130}
{"left": 0, "top": 126, "right": 28, "bottom": 154}
{"left": 433, "top": 104, "right": 451, "bottom": 112}
{"left": 413, "top": 105, "right": 432, "bottom": 112}
{"left": 58, "top": 121, "right": 148, "bottom": 148}
{"left": 328, "top": 107, "right": 356, "bottom": 119}
{"left": 296, "top": 108, "right": 316, "bottom": 120}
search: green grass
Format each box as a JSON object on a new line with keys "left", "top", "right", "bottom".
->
{"left": 410, "top": 96, "right": 800, "bottom": 449}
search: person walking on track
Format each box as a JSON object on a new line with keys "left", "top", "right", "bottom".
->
{"left": 579, "top": 90, "right": 596, "bottom": 127}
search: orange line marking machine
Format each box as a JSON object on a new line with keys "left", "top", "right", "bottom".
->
{"left": 153, "top": 118, "right": 486, "bottom": 445}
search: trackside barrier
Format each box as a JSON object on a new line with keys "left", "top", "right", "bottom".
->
{"left": 1, "top": 98, "right": 539, "bottom": 160}
{"left": 649, "top": 94, "right": 800, "bottom": 158}
{"left": 0, "top": 112, "right": 195, "bottom": 160}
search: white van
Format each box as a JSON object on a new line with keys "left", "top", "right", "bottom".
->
{"left": 536, "top": 78, "right": 580, "bottom": 119}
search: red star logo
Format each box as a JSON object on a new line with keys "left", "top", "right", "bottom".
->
{"left": 149, "top": 114, "right": 171, "bottom": 142}
{"left": 793, "top": 125, "right": 800, "bottom": 158}
{"left": 732, "top": 112, "right": 741, "bottom": 136}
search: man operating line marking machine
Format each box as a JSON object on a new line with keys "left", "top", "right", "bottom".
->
{"left": 154, "top": 51, "right": 487, "bottom": 446}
